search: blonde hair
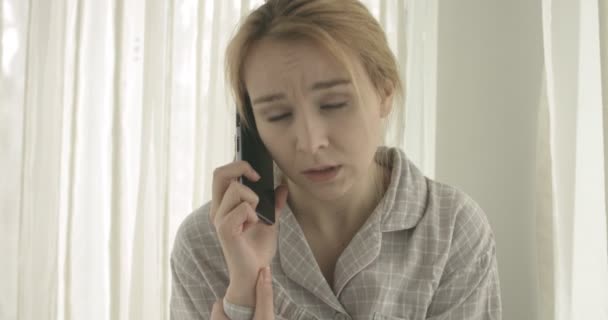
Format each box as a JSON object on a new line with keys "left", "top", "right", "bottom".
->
{"left": 225, "top": 0, "right": 404, "bottom": 189}
{"left": 225, "top": 0, "right": 404, "bottom": 130}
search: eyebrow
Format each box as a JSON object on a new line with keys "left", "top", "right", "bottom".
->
{"left": 251, "top": 78, "right": 351, "bottom": 106}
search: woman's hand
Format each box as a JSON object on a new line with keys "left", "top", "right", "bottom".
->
{"left": 210, "top": 160, "right": 288, "bottom": 307}
{"left": 211, "top": 267, "right": 275, "bottom": 320}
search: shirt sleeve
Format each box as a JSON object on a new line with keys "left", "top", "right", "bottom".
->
{"left": 425, "top": 197, "right": 502, "bottom": 320}
{"left": 170, "top": 238, "right": 214, "bottom": 320}
{"left": 223, "top": 299, "right": 255, "bottom": 320}
{"left": 170, "top": 210, "right": 230, "bottom": 320}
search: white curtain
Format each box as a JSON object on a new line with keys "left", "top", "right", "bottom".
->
{"left": 537, "top": 0, "right": 608, "bottom": 319}
{"left": 0, "top": 0, "right": 435, "bottom": 319}
{"left": 600, "top": 0, "right": 608, "bottom": 255}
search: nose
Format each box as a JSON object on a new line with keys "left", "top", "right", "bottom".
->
{"left": 294, "top": 111, "right": 329, "bottom": 155}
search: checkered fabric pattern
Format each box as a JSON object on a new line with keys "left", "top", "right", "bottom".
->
{"left": 170, "top": 147, "right": 502, "bottom": 320}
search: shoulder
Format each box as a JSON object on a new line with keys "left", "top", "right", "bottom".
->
{"left": 426, "top": 178, "right": 490, "bottom": 231}
{"left": 381, "top": 147, "right": 494, "bottom": 250}
{"left": 424, "top": 179, "right": 497, "bottom": 274}
{"left": 173, "top": 202, "right": 217, "bottom": 252}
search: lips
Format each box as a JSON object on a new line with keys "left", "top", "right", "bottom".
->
{"left": 302, "top": 165, "right": 339, "bottom": 173}
{"left": 301, "top": 165, "right": 342, "bottom": 183}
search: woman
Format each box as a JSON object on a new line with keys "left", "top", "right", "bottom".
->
{"left": 170, "top": 0, "right": 502, "bottom": 319}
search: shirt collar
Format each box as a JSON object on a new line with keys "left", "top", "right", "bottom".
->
{"left": 373, "top": 146, "right": 428, "bottom": 232}
{"left": 275, "top": 146, "right": 429, "bottom": 304}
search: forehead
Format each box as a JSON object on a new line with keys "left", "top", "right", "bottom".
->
{"left": 243, "top": 39, "right": 353, "bottom": 95}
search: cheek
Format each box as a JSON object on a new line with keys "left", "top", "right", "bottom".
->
{"left": 335, "top": 110, "right": 381, "bottom": 144}
{"left": 258, "top": 126, "right": 290, "bottom": 162}
{"left": 262, "top": 138, "right": 295, "bottom": 180}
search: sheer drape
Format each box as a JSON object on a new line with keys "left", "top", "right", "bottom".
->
{"left": 537, "top": 0, "right": 608, "bottom": 319}
{"left": 600, "top": 0, "right": 608, "bottom": 252}
{"left": 0, "top": 0, "right": 435, "bottom": 319}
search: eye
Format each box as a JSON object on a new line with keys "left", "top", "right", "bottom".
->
{"left": 268, "top": 113, "right": 292, "bottom": 122}
{"left": 321, "top": 102, "right": 347, "bottom": 110}
{"left": 266, "top": 102, "right": 347, "bottom": 122}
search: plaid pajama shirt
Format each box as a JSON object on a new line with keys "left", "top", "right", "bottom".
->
{"left": 170, "top": 147, "right": 502, "bottom": 320}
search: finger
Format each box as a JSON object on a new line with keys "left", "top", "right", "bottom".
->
{"left": 211, "top": 161, "right": 261, "bottom": 217}
{"left": 214, "top": 180, "right": 260, "bottom": 224}
{"left": 211, "top": 300, "right": 230, "bottom": 320}
{"left": 253, "top": 267, "right": 274, "bottom": 320}
{"left": 212, "top": 161, "right": 260, "bottom": 199}
{"left": 217, "top": 202, "right": 259, "bottom": 241}
{"left": 273, "top": 185, "right": 289, "bottom": 223}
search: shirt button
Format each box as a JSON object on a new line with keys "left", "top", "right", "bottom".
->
{"left": 334, "top": 313, "right": 350, "bottom": 320}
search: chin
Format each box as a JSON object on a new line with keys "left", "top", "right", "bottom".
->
{"left": 304, "top": 179, "right": 352, "bottom": 200}
{"left": 285, "top": 168, "right": 353, "bottom": 199}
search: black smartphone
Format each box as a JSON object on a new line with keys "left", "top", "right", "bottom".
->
{"left": 235, "top": 112, "right": 275, "bottom": 225}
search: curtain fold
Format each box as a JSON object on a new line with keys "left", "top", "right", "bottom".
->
{"left": 538, "top": 0, "right": 608, "bottom": 319}
{"left": 19, "top": 0, "right": 69, "bottom": 318}
{"left": 536, "top": 75, "right": 556, "bottom": 320}
{"left": 108, "top": 0, "right": 125, "bottom": 317}
{"left": 128, "top": 0, "right": 173, "bottom": 318}
{"left": 599, "top": 0, "right": 608, "bottom": 253}
{"left": 60, "top": 0, "right": 81, "bottom": 318}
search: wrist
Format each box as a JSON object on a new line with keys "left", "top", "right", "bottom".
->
{"left": 225, "top": 278, "right": 257, "bottom": 307}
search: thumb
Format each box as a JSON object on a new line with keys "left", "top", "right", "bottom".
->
{"left": 274, "top": 185, "right": 289, "bottom": 222}
{"left": 253, "top": 267, "right": 274, "bottom": 320}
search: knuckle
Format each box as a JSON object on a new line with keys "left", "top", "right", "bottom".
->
{"left": 242, "top": 185, "right": 258, "bottom": 203}
{"left": 235, "top": 160, "right": 247, "bottom": 171}
{"left": 229, "top": 179, "right": 240, "bottom": 189}
{"left": 239, "top": 160, "right": 253, "bottom": 173}
{"left": 212, "top": 166, "right": 222, "bottom": 179}
{"left": 224, "top": 181, "right": 238, "bottom": 197}
{"left": 239, "top": 201, "right": 252, "bottom": 213}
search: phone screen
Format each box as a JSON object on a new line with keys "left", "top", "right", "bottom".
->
{"left": 236, "top": 112, "right": 275, "bottom": 224}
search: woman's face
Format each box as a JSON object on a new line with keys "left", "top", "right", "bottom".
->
{"left": 243, "top": 39, "right": 392, "bottom": 200}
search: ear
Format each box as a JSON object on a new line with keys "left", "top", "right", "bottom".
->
{"left": 379, "top": 81, "right": 395, "bottom": 118}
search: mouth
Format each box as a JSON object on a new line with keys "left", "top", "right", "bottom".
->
{"left": 301, "top": 165, "right": 342, "bottom": 182}
{"left": 302, "top": 165, "right": 339, "bottom": 173}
